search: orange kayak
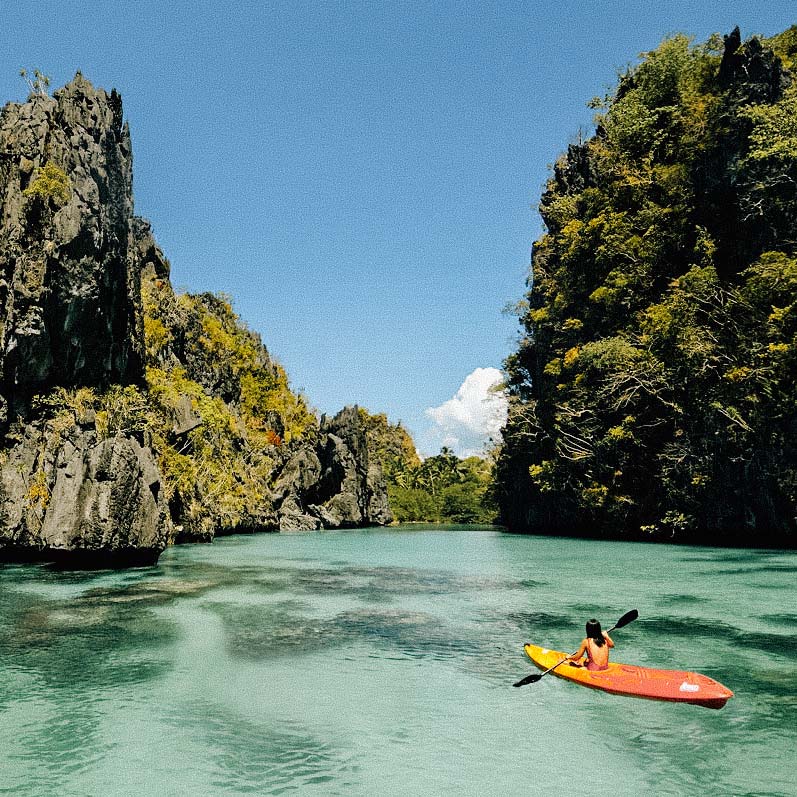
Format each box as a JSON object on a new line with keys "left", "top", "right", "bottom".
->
{"left": 524, "top": 643, "right": 733, "bottom": 709}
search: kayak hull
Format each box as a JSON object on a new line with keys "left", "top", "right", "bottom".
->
{"left": 524, "top": 643, "right": 733, "bottom": 709}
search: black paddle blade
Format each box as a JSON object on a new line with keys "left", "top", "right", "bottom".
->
{"left": 613, "top": 609, "right": 639, "bottom": 630}
{"left": 513, "top": 672, "right": 542, "bottom": 687}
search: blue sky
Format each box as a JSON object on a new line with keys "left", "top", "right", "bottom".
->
{"left": 1, "top": 2, "right": 795, "bottom": 454}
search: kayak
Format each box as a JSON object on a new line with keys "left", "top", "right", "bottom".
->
{"left": 524, "top": 643, "right": 733, "bottom": 709}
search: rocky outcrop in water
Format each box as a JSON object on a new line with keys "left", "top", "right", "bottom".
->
{"left": 0, "top": 75, "right": 391, "bottom": 566}
{"left": 0, "top": 421, "right": 169, "bottom": 566}
{"left": 273, "top": 406, "right": 392, "bottom": 531}
{"left": 0, "top": 75, "right": 165, "bottom": 565}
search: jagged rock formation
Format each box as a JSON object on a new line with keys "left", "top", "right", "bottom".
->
{"left": 273, "top": 406, "right": 392, "bottom": 531}
{"left": 0, "top": 75, "right": 391, "bottom": 566}
{"left": 0, "top": 73, "right": 142, "bottom": 415}
{"left": 0, "top": 74, "right": 166, "bottom": 565}
{"left": 0, "top": 422, "right": 169, "bottom": 566}
{"left": 137, "top": 230, "right": 392, "bottom": 541}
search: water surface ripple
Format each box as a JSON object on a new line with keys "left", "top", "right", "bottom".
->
{"left": 0, "top": 528, "right": 794, "bottom": 796}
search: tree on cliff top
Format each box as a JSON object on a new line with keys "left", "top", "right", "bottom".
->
{"left": 19, "top": 68, "right": 50, "bottom": 97}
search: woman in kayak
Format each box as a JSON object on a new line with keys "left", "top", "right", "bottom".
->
{"left": 567, "top": 619, "right": 614, "bottom": 671}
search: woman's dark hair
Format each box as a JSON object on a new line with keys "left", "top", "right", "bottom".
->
{"left": 586, "top": 618, "right": 605, "bottom": 647}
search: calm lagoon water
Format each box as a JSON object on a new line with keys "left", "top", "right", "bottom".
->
{"left": 0, "top": 527, "right": 794, "bottom": 796}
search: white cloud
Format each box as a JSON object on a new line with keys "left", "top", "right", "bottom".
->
{"left": 421, "top": 367, "right": 508, "bottom": 458}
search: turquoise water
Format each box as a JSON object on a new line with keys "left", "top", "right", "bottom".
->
{"left": 0, "top": 528, "right": 794, "bottom": 796}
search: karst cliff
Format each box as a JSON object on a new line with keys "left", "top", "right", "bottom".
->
{"left": 497, "top": 28, "right": 797, "bottom": 547}
{"left": 0, "top": 74, "right": 390, "bottom": 567}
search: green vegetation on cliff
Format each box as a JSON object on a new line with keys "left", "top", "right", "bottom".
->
{"left": 497, "top": 27, "right": 797, "bottom": 545}
{"left": 22, "top": 266, "right": 319, "bottom": 541}
{"left": 19, "top": 255, "right": 494, "bottom": 540}
{"left": 0, "top": 74, "right": 396, "bottom": 564}
{"left": 22, "top": 162, "right": 71, "bottom": 206}
{"left": 140, "top": 269, "right": 317, "bottom": 538}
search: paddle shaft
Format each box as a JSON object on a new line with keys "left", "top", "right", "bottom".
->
{"left": 513, "top": 609, "right": 638, "bottom": 687}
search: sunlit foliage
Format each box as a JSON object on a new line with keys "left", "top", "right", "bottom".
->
{"left": 23, "top": 162, "right": 71, "bottom": 206}
{"left": 497, "top": 27, "right": 797, "bottom": 545}
{"left": 357, "top": 408, "right": 498, "bottom": 524}
{"left": 138, "top": 270, "right": 317, "bottom": 536}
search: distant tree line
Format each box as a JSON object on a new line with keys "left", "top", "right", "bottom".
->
{"left": 359, "top": 409, "right": 498, "bottom": 524}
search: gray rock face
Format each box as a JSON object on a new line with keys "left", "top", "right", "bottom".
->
{"left": 0, "top": 73, "right": 143, "bottom": 414}
{"left": 274, "top": 406, "right": 393, "bottom": 530}
{"left": 273, "top": 448, "right": 322, "bottom": 501}
{"left": 0, "top": 423, "right": 170, "bottom": 566}
{"left": 0, "top": 76, "right": 164, "bottom": 565}
{"left": 171, "top": 393, "right": 202, "bottom": 436}
{"left": 366, "top": 461, "right": 392, "bottom": 525}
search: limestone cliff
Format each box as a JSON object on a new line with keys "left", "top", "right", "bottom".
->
{"left": 0, "top": 75, "right": 391, "bottom": 567}
{"left": 0, "top": 75, "right": 168, "bottom": 565}
{"left": 497, "top": 27, "right": 797, "bottom": 546}
{"left": 274, "top": 407, "right": 392, "bottom": 531}
{"left": 0, "top": 73, "right": 142, "bottom": 415}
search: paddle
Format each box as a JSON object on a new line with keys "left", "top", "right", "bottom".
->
{"left": 513, "top": 609, "right": 639, "bottom": 687}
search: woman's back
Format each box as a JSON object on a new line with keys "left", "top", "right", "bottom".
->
{"left": 585, "top": 637, "right": 610, "bottom": 671}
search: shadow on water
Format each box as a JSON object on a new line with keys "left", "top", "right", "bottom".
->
{"left": 1, "top": 557, "right": 546, "bottom": 702}
{"left": 672, "top": 549, "right": 797, "bottom": 578}
{"left": 659, "top": 594, "right": 708, "bottom": 606}
{"left": 0, "top": 569, "right": 210, "bottom": 788}
{"left": 757, "top": 613, "right": 797, "bottom": 628}
{"left": 675, "top": 550, "right": 785, "bottom": 564}
{"left": 634, "top": 614, "right": 797, "bottom": 727}
{"left": 638, "top": 615, "right": 797, "bottom": 659}
{"left": 167, "top": 700, "right": 356, "bottom": 794}
{"left": 0, "top": 589, "right": 179, "bottom": 694}
{"left": 243, "top": 564, "right": 546, "bottom": 604}
{"left": 202, "top": 599, "right": 483, "bottom": 663}
{"left": 697, "top": 564, "right": 797, "bottom": 578}
{"left": 202, "top": 588, "right": 573, "bottom": 688}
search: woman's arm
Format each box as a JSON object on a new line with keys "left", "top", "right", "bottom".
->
{"left": 603, "top": 632, "right": 615, "bottom": 648}
{"left": 567, "top": 639, "right": 588, "bottom": 663}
